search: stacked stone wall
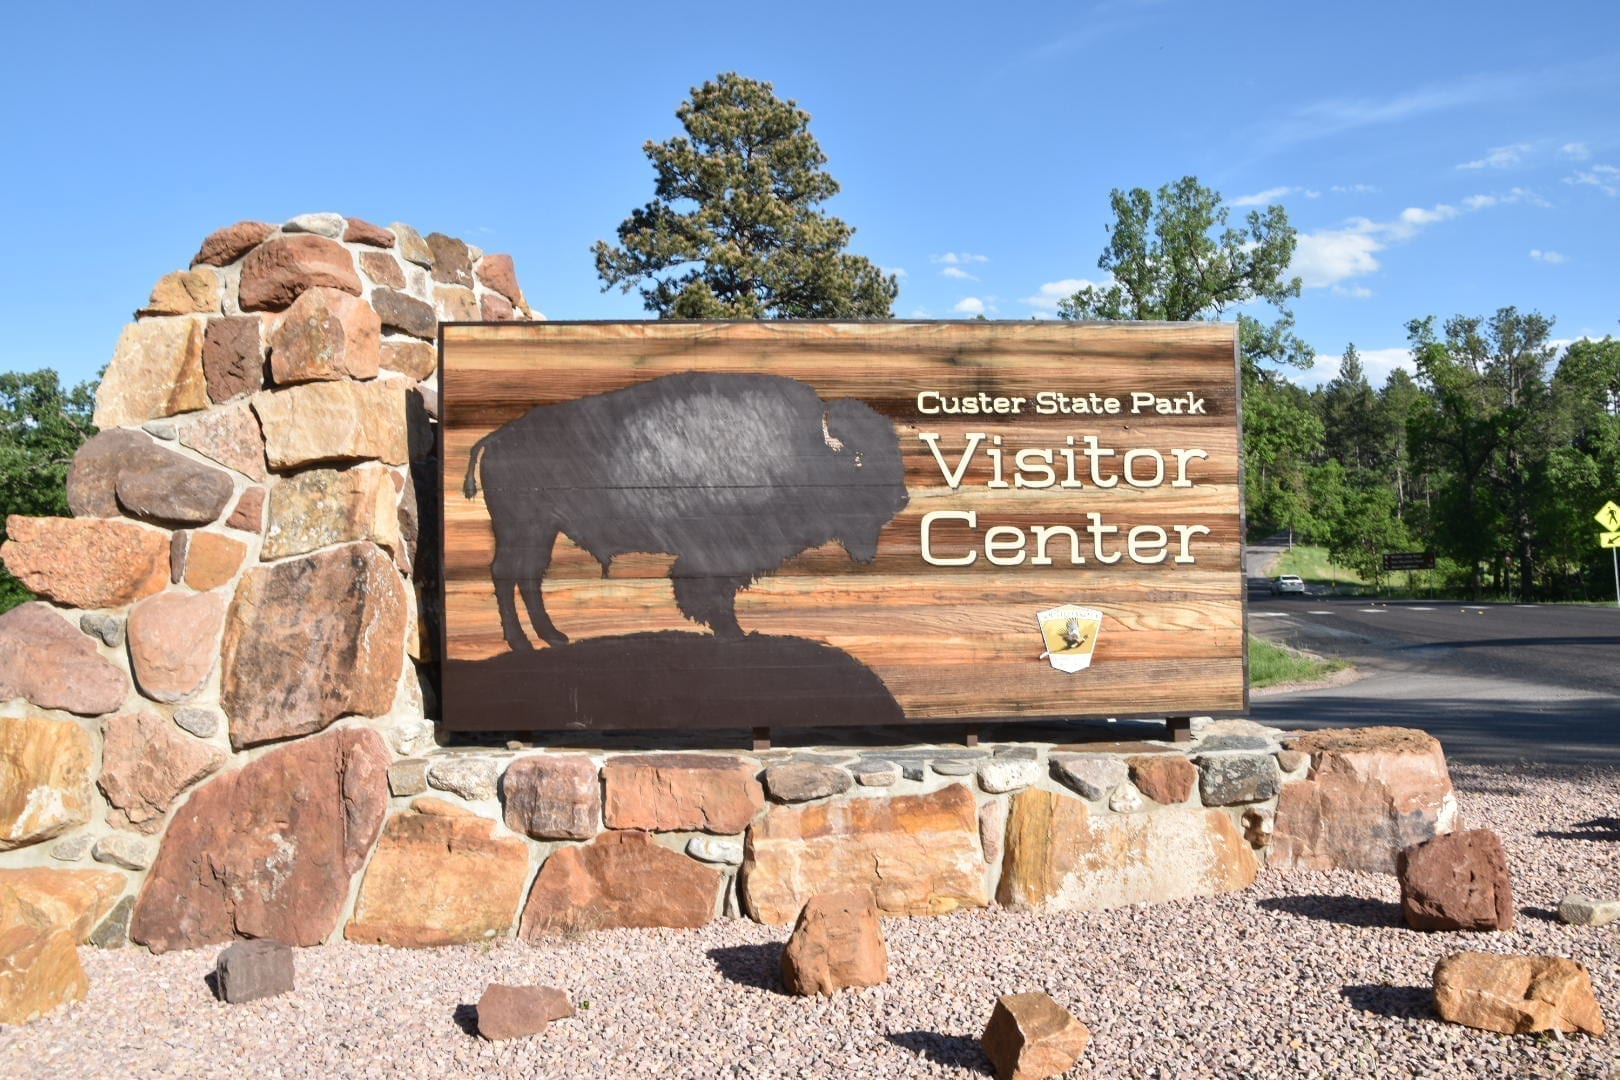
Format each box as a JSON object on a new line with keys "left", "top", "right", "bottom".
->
{"left": 0, "top": 214, "right": 1460, "bottom": 1006}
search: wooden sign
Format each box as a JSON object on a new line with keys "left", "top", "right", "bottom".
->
{"left": 439, "top": 321, "right": 1245, "bottom": 733}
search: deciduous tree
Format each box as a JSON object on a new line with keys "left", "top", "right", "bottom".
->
{"left": 0, "top": 369, "right": 96, "bottom": 611}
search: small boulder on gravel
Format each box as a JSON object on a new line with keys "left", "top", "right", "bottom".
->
{"left": 1558, "top": 892, "right": 1620, "bottom": 927}
{"left": 1433, "top": 951, "right": 1605, "bottom": 1036}
{"left": 214, "top": 939, "right": 295, "bottom": 1004}
{"left": 780, "top": 889, "right": 888, "bottom": 997}
{"left": 1396, "top": 828, "right": 1513, "bottom": 931}
{"left": 475, "top": 984, "right": 574, "bottom": 1041}
{"left": 980, "top": 991, "right": 1091, "bottom": 1080}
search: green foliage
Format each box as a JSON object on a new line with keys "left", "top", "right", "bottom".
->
{"left": 1272, "top": 544, "right": 1368, "bottom": 587}
{"left": 0, "top": 370, "right": 96, "bottom": 612}
{"left": 1248, "top": 635, "right": 1346, "bottom": 688}
{"left": 1057, "top": 175, "right": 1312, "bottom": 379}
{"left": 593, "top": 72, "right": 898, "bottom": 320}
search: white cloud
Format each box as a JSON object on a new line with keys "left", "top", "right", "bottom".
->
{"left": 932, "top": 252, "right": 989, "bottom": 266}
{"left": 1332, "top": 284, "right": 1375, "bottom": 299}
{"left": 1020, "top": 278, "right": 1108, "bottom": 313}
{"left": 953, "top": 297, "right": 986, "bottom": 316}
{"left": 1232, "top": 185, "right": 1297, "bottom": 207}
{"left": 1331, "top": 184, "right": 1377, "bottom": 194}
{"left": 1529, "top": 249, "right": 1567, "bottom": 263}
{"left": 1292, "top": 226, "right": 1384, "bottom": 287}
{"left": 1293, "top": 189, "right": 1539, "bottom": 289}
{"left": 1564, "top": 163, "right": 1620, "bottom": 196}
{"left": 1457, "top": 143, "right": 1531, "bottom": 170}
{"left": 1559, "top": 142, "right": 1591, "bottom": 161}
{"left": 941, "top": 266, "right": 977, "bottom": 281}
{"left": 882, "top": 266, "right": 908, "bottom": 280}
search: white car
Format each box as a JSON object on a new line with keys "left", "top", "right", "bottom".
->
{"left": 1271, "top": 575, "right": 1306, "bottom": 595}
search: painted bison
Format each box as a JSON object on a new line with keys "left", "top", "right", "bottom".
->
{"left": 464, "top": 371, "right": 909, "bottom": 650}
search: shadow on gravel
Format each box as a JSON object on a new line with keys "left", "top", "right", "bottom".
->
{"left": 452, "top": 1004, "right": 480, "bottom": 1036}
{"left": 885, "top": 1031, "right": 991, "bottom": 1073}
{"left": 1520, "top": 905, "right": 1563, "bottom": 923}
{"left": 1536, "top": 816, "right": 1620, "bottom": 842}
{"left": 1340, "top": 984, "right": 1434, "bottom": 1020}
{"left": 707, "top": 944, "right": 784, "bottom": 992}
{"left": 202, "top": 971, "right": 221, "bottom": 1001}
{"left": 1257, "top": 894, "right": 1403, "bottom": 927}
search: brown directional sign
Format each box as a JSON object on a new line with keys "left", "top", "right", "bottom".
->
{"left": 1382, "top": 551, "right": 1436, "bottom": 572}
{"left": 439, "top": 321, "right": 1246, "bottom": 733}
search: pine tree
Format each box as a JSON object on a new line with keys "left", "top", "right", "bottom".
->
{"left": 593, "top": 73, "right": 897, "bottom": 319}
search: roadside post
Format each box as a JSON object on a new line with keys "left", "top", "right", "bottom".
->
{"left": 1597, "top": 500, "right": 1620, "bottom": 608}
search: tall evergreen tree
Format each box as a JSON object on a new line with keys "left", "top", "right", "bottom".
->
{"left": 593, "top": 73, "right": 897, "bottom": 319}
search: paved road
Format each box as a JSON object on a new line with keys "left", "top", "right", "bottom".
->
{"left": 1245, "top": 576, "right": 1620, "bottom": 766}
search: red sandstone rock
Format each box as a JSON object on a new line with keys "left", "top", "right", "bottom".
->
{"left": 997, "top": 787, "right": 1257, "bottom": 912}
{"left": 220, "top": 543, "right": 407, "bottom": 748}
{"left": 0, "top": 868, "right": 125, "bottom": 1024}
{"left": 370, "top": 287, "right": 437, "bottom": 340}
{"left": 390, "top": 222, "right": 434, "bottom": 267}
{"left": 740, "top": 784, "right": 988, "bottom": 924}
{"left": 97, "top": 709, "right": 225, "bottom": 833}
{"left": 225, "top": 486, "right": 266, "bottom": 532}
{"left": 476, "top": 984, "right": 573, "bottom": 1041}
{"left": 1433, "top": 952, "right": 1605, "bottom": 1036}
{"left": 360, "top": 251, "right": 406, "bottom": 289}
{"left": 379, "top": 339, "right": 436, "bottom": 380}
{"left": 192, "top": 220, "right": 275, "bottom": 267}
{"left": 253, "top": 379, "right": 409, "bottom": 468}
{"left": 112, "top": 449, "right": 234, "bottom": 526}
{"left": 268, "top": 286, "right": 381, "bottom": 384}
{"left": 129, "top": 726, "right": 390, "bottom": 953}
{"left": 183, "top": 531, "right": 247, "bottom": 591}
{"left": 503, "top": 755, "right": 601, "bottom": 840}
{"left": 67, "top": 429, "right": 160, "bottom": 517}
{"left": 346, "top": 799, "right": 530, "bottom": 947}
{"left": 202, "top": 316, "right": 264, "bottom": 403}
{"left": 476, "top": 254, "right": 525, "bottom": 305}
{"left": 1271, "top": 726, "right": 1456, "bottom": 873}
{"left": 261, "top": 464, "right": 400, "bottom": 561}
{"left": 602, "top": 754, "right": 763, "bottom": 833}
{"left": 138, "top": 269, "right": 221, "bottom": 317}
{"left": 434, "top": 285, "right": 478, "bottom": 322}
{"left": 176, "top": 402, "right": 269, "bottom": 483}
{"left": 238, "top": 234, "right": 361, "bottom": 311}
{"left": 0, "top": 715, "right": 95, "bottom": 849}
{"left": 981, "top": 992, "right": 1092, "bottom": 1080}
{"left": 779, "top": 889, "right": 888, "bottom": 996}
{"left": 426, "top": 232, "right": 473, "bottom": 286}
{"left": 1398, "top": 828, "right": 1515, "bottom": 931}
{"left": 343, "top": 217, "right": 395, "bottom": 247}
{"left": 92, "top": 316, "right": 209, "bottom": 428}
{"left": 127, "top": 590, "right": 227, "bottom": 704}
{"left": 1127, "top": 754, "right": 1196, "bottom": 804}
{"left": 518, "top": 830, "right": 721, "bottom": 938}
{"left": 0, "top": 603, "right": 128, "bottom": 716}
{"left": 481, "top": 293, "right": 515, "bottom": 320}
{"left": 2, "top": 516, "right": 169, "bottom": 609}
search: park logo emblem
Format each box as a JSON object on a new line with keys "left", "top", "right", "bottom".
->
{"left": 1036, "top": 604, "right": 1103, "bottom": 673}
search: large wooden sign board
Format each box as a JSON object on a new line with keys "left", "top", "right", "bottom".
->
{"left": 440, "top": 321, "right": 1245, "bottom": 733}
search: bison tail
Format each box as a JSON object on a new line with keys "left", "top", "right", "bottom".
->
{"left": 463, "top": 436, "right": 489, "bottom": 498}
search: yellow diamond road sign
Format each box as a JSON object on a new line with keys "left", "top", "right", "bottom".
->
{"left": 1597, "top": 501, "right": 1620, "bottom": 531}
{"left": 1603, "top": 532, "right": 1620, "bottom": 549}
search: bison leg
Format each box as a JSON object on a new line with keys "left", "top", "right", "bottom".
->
{"left": 671, "top": 563, "right": 752, "bottom": 639}
{"left": 492, "top": 524, "right": 567, "bottom": 650}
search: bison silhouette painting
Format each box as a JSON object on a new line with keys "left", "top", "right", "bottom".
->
{"left": 463, "top": 371, "right": 910, "bottom": 651}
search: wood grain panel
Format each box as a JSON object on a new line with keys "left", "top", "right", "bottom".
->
{"left": 441, "top": 321, "right": 1246, "bottom": 731}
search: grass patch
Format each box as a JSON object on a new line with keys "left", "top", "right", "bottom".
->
{"left": 1248, "top": 635, "right": 1347, "bottom": 689}
{"left": 1272, "top": 544, "right": 1367, "bottom": 587}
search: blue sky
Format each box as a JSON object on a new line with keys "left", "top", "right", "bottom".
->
{"left": 3, "top": 0, "right": 1616, "bottom": 392}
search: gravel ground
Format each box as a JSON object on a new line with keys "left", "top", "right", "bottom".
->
{"left": 3, "top": 763, "right": 1617, "bottom": 1079}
